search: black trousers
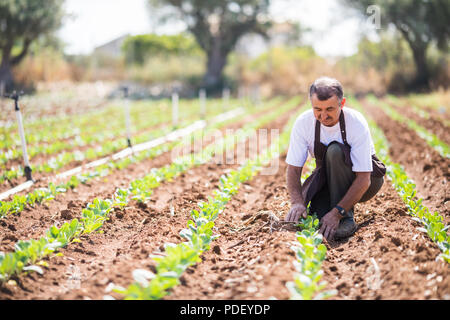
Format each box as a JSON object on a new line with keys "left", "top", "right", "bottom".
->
{"left": 310, "top": 143, "right": 384, "bottom": 220}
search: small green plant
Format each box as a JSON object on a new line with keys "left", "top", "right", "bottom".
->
{"left": 0, "top": 97, "right": 302, "bottom": 283}
{"left": 113, "top": 104, "right": 308, "bottom": 300}
{"left": 367, "top": 95, "right": 449, "bottom": 158}
{"left": 350, "top": 96, "right": 449, "bottom": 263}
{"left": 287, "top": 214, "right": 337, "bottom": 300}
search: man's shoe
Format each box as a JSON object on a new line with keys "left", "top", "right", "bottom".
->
{"left": 334, "top": 209, "right": 357, "bottom": 240}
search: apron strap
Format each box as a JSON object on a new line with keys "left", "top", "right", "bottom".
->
{"left": 314, "top": 120, "right": 321, "bottom": 159}
{"left": 339, "top": 110, "right": 350, "bottom": 147}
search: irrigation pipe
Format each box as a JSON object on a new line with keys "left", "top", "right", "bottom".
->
{"left": 0, "top": 107, "right": 245, "bottom": 201}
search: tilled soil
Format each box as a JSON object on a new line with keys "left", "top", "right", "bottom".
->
{"left": 418, "top": 105, "right": 450, "bottom": 124}
{"left": 165, "top": 155, "right": 449, "bottom": 300}
{"left": 0, "top": 107, "right": 295, "bottom": 300}
{"left": 1, "top": 101, "right": 448, "bottom": 301}
{"left": 0, "top": 103, "right": 289, "bottom": 253}
{"left": 0, "top": 110, "right": 241, "bottom": 193}
{"left": 363, "top": 100, "right": 450, "bottom": 225}
{"left": 167, "top": 154, "right": 299, "bottom": 300}
{"left": 385, "top": 99, "right": 450, "bottom": 145}
{"left": 323, "top": 183, "right": 449, "bottom": 300}
{"left": 1, "top": 119, "right": 171, "bottom": 169}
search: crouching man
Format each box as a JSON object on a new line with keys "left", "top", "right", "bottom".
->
{"left": 284, "top": 77, "right": 386, "bottom": 240}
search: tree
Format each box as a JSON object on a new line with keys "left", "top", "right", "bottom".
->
{"left": 148, "top": 0, "right": 271, "bottom": 91}
{"left": 0, "top": 0, "right": 65, "bottom": 92}
{"left": 343, "top": 0, "right": 450, "bottom": 90}
{"left": 122, "top": 33, "right": 201, "bottom": 65}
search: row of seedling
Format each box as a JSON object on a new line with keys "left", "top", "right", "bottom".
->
{"left": 287, "top": 215, "right": 337, "bottom": 300}
{"left": 0, "top": 98, "right": 242, "bottom": 165}
{"left": 367, "top": 95, "right": 449, "bottom": 158}
{"left": 285, "top": 156, "right": 336, "bottom": 300}
{"left": 351, "top": 97, "right": 449, "bottom": 263}
{"left": 110, "top": 104, "right": 299, "bottom": 300}
{"left": 0, "top": 98, "right": 248, "bottom": 182}
{"left": 1, "top": 99, "right": 170, "bottom": 149}
{"left": 0, "top": 98, "right": 301, "bottom": 281}
{"left": 0, "top": 96, "right": 289, "bottom": 217}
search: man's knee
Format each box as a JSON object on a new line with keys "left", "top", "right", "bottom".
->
{"left": 325, "top": 143, "right": 345, "bottom": 163}
{"left": 359, "top": 176, "right": 384, "bottom": 203}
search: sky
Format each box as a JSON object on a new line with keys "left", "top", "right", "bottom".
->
{"left": 58, "top": 0, "right": 376, "bottom": 58}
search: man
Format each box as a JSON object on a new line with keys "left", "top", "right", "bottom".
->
{"left": 284, "top": 77, "right": 385, "bottom": 240}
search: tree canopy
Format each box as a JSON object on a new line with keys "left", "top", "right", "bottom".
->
{"left": 0, "top": 0, "right": 65, "bottom": 91}
{"left": 343, "top": 0, "right": 450, "bottom": 90}
{"left": 122, "top": 33, "right": 202, "bottom": 65}
{"left": 148, "top": 0, "right": 272, "bottom": 91}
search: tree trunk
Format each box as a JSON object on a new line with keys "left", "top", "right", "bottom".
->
{"left": 410, "top": 44, "right": 430, "bottom": 91}
{"left": 0, "top": 42, "right": 15, "bottom": 94}
{"left": 203, "top": 39, "right": 228, "bottom": 92}
{"left": 0, "top": 60, "right": 15, "bottom": 95}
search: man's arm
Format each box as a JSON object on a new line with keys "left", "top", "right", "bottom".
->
{"left": 319, "top": 172, "right": 371, "bottom": 240}
{"left": 285, "top": 164, "right": 308, "bottom": 222}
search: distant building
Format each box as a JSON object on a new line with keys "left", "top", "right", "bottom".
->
{"left": 93, "top": 34, "right": 130, "bottom": 58}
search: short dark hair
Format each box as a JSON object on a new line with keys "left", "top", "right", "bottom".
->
{"left": 309, "top": 77, "right": 344, "bottom": 102}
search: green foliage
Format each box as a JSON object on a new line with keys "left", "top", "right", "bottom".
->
{"left": 0, "top": 96, "right": 289, "bottom": 282}
{"left": 349, "top": 96, "right": 449, "bottom": 263}
{"left": 337, "top": 34, "right": 415, "bottom": 91}
{"left": 149, "top": 0, "right": 272, "bottom": 89}
{"left": 0, "top": 0, "right": 64, "bottom": 58}
{"left": 0, "top": 0, "right": 65, "bottom": 89}
{"left": 249, "top": 46, "right": 318, "bottom": 73}
{"left": 344, "top": 0, "right": 449, "bottom": 50}
{"left": 123, "top": 33, "right": 202, "bottom": 65}
{"left": 126, "top": 54, "right": 205, "bottom": 84}
{"left": 343, "top": 0, "right": 450, "bottom": 89}
{"left": 113, "top": 189, "right": 129, "bottom": 209}
{"left": 367, "top": 95, "right": 450, "bottom": 158}
{"left": 114, "top": 98, "right": 308, "bottom": 300}
{"left": 287, "top": 215, "right": 337, "bottom": 300}
{"left": 0, "top": 218, "right": 81, "bottom": 281}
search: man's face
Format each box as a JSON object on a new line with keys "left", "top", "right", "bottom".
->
{"left": 311, "top": 94, "right": 346, "bottom": 127}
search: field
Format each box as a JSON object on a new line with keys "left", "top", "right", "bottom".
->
{"left": 0, "top": 89, "right": 449, "bottom": 300}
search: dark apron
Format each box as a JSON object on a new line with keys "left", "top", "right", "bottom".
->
{"left": 301, "top": 111, "right": 386, "bottom": 206}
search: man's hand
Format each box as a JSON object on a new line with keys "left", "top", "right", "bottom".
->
{"left": 319, "top": 209, "right": 342, "bottom": 240}
{"left": 285, "top": 203, "right": 307, "bottom": 223}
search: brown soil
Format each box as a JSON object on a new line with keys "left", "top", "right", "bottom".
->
{"left": 1, "top": 100, "right": 448, "bottom": 301}
{"left": 0, "top": 103, "right": 282, "bottom": 194}
{"left": 0, "top": 116, "right": 211, "bottom": 193}
{"left": 166, "top": 154, "right": 299, "bottom": 300}
{"left": 59, "top": 153, "right": 449, "bottom": 301}
{"left": 0, "top": 107, "right": 295, "bottom": 300}
{"left": 385, "top": 98, "right": 450, "bottom": 145}
{"left": 363, "top": 99, "right": 450, "bottom": 225}
{"left": 166, "top": 157, "right": 449, "bottom": 300}
{"left": 419, "top": 105, "right": 450, "bottom": 124}
{"left": 323, "top": 182, "right": 449, "bottom": 300}
{"left": 0, "top": 102, "right": 293, "bottom": 252}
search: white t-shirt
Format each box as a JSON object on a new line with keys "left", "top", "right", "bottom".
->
{"left": 286, "top": 107, "right": 375, "bottom": 172}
